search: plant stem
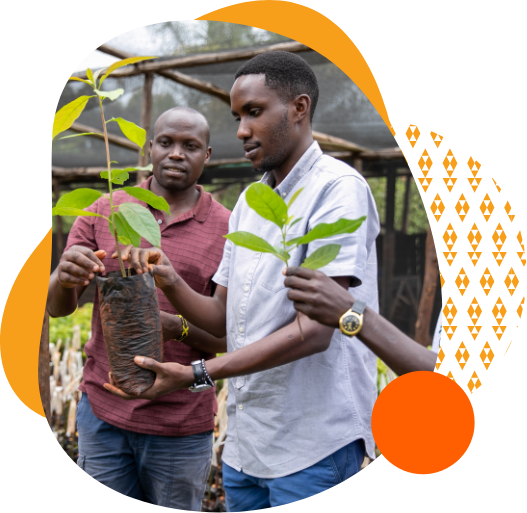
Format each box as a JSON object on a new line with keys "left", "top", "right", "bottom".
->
{"left": 98, "top": 96, "right": 126, "bottom": 278}
{"left": 282, "top": 226, "right": 304, "bottom": 341}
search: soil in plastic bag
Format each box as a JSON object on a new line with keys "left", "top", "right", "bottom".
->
{"left": 96, "top": 269, "right": 163, "bottom": 395}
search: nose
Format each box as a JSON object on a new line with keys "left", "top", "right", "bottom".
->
{"left": 168, "top": 143, "right": 185, "bottom": 160}
{"left": 237, "top": 117, "right": 251, "bottom": 141}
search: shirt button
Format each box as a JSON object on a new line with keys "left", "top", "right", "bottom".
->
{"left": 282, "top": 192, "right": 287, "bottom": 197}
{"left": 244, "top": 286, "right": 249, "bottom": 292}
{"left": 239, "top": 327, "right": 244, "bottom": 333}
{"left": 238, "top": 404, "right": 244, "bottom": 410}
{"left": 157, "top": 219, "right": 163, "bottom": 224}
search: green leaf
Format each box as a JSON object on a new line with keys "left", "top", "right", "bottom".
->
{"left": 287, "top": 187, "right": 304, "bottom": 208}
{"left": 94, "top": 88, "right": 124, "bottom": 101}
{"left": 69, "top": 76, "right": 93, "bottom": 86}
{"left": 99, "top": 56, "right": 157, "bottom": 85}
{"left": 118, "top": 202, "right": 161, "bottom": 248}
{"left": 52, "top": 207, "right": 105, "bottom": 218}
{"left": 293, "top": 216, "right": 367, "bottom": 246}
{"left": 289, "top": 217, "right": 303, "bottom": 229}
{"left": 245, "top": 183, "right": 288, "bottom": 229}
{"left": 58, "top": 132, "right": 103, "bottom": 140}
{"left": 101, "top": 165, "right": 152, "bottom": 185}
{"left": 52, "top": 95, "right": 94, "bottom": 140}
{"left": 107, "top": 117, "right": 145, "bottom": 152}
{"left": 86, "top": 68, "right": 94, "bottom": 84}
{"left": 56, "top": 188, "right": 103, "bottom": 210}
{"left": 273, "top": 246, "right": 291, "bottom": 262}
{"left": 92, "top": 68, "right": 103, "bottom": 83}
{"left": 117, "top": 236, "right": 131, "bottom": 246}
{"left": 113, "top": 212, "right": 141, "bottom": 247}
{"left": 121, "top": 187, "right": 170, "bottom": 213}
{"left": 301, "top": 244, "right": 341, "bottom": 270}
{"left": 224, "top": 232, "right": 285, "bottom": 261}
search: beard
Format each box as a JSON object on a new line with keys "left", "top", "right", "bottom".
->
{"left": 253, "top": 110, "right": 291, "bottom": 174}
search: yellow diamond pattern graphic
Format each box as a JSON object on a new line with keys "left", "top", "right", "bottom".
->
{"left": 444, "top": 177, "right": 457, "bottom": 192}
{"left": 443, "top": 148, "right": 457, "bottom": 178}
{"left": 468, "top": 223, "right": 482, "bottom": 250}
{"left": 480, "top": 194, "right": 494, "bottom": 221}
{"left": 456, "top": 267, "right": 470, "bottom": 295}
{"left": 505, "top": 201, "right": 514, "bottom": 221}
{"left": 455, "top": 193, "right": 470, "bottom": 221}
{"left": 492, "top": 297, "right": 507, "bottom": 326}
{"left": 443, "top": 298, "right": 457, "bottom": 323}
{"left": 505, "top": 268, "right": 519, "bottom": 296}
{"left": 468, "top": 252, "right": 482, "bottom": 266}
{"left": 493, "top": 179, "right": 501, "bottom": 193}
{"left": 492, "top": 325, "right": 507, "bottom": 340}
{"left": 518, "top": 298, "right": 525, "bottom": 318}
{"left": 418, "top": 178, "right": 432, "bottom": 192}
{"left": 468, "top": 371, "right": 482, "bottom": 393}
{"left": 443, "top": 325, "right": 457, "bottom": 339}
{"left": 431, "top": 194, "right": 444, "bottom": 221}
{"left": 480, "top": 342, "right": 494, "bottom": 370}
{"left": 467, "top": 155, "right": 481, "bottom": 178}
{"left": 492, "top": 251, "right": 506, "bottom": 266}
{"left": 480, "top": 267, "right": 494, "bottom": 296}
{"left": 467, "top": 178, "right": 483, "bottom": 192}
{"left": 440, "top": 271, "right": 445, "bottom": 288}
{"left": 469, "top": 325, "right": 482, "bottom": 340}
{"left": 455, "top": 342, "right": 470, "bottom": 370}
{"left": 419, "top": 149, "right": 432, "bottom": 172}
{"left": 447, "top": 371, "right": 455, "bottom": 381}
{"left": 435, "top": 347, "right": 445, "bottom": 370}
{"left": 467, "top": 297, "right": 481, "bottom": 325}
{"left": 467, "top": 371, "right": 482, "bottom": 394}
{"left": 430, "top": 131, "right": 443, "bottom": 148}
{"left": 406, "top": 125, "right": 420, "bottom": 148}
{"left": 517, "top": 231, "right": 526, "bottom": 266}
{"left": 492, "top": 223, "right": 507, "bottom": 250}
{"left": 443, "top": 223, "right": 457, "bottom": 251}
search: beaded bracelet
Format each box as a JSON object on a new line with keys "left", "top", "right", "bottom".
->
{"left": 175, "top": 314, "right": 189, "bottom": 342}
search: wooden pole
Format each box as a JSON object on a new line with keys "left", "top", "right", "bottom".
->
{"left": 53, "top": 179, "right": 64, "bottom": 258}
{"left": 381, "top": 165, "right": 396, "bottom": 318}
{"left": 415, "top": 225, "right": 439, "bottom": 346}
{"left": 402, "top": 174, "right": 412, "bottom": 234}
{"left": 137, "top": 73, "right": 154, "bottom": 184}
{"left": 39, "top": 311, "right": 51, "bottom": 426}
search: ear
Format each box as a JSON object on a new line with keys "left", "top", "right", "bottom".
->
{"left": 204, "top": 146, "right": 212, "bottom": 164}
{"left": 150, "top": 140, "right": 153, "bottom": 151}
{"left": 292, "top": 94, "right": 311, "bottom": 124}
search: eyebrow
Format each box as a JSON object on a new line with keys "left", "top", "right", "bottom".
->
{"left": 231, "top": 100, "right": 260, "bottom": 116}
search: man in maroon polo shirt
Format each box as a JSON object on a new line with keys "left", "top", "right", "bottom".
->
{"left": 47, "top": 107, "right": 230, "bottom": 510}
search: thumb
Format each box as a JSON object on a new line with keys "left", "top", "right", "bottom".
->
{"left": 134, "top": 356, "right": 162, "bottom": 372}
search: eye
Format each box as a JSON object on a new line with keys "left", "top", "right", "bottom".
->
{"left": 159, "top": 139, "right": 170, "bottom": 147}
{"left": 249, "top": 108, "right": 261, "bottom": 117}
{"left": 233, "top": 117, "right": 240, "bottom": 123}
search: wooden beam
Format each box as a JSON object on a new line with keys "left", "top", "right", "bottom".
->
{"left": 137, "top": 73, "right": 154, "bottom": 184}
{"left": 312, "top": 131, "right": 369, "bottom": 153}
{"left": 73, "top": 41, "right": 310, "bottom": 80}
{"left": 97, "top": 44, "right": 230, "bottom": 104}
{"left": 415, "top": 226, "right": 439, "bottom": 346}
{"left": 69, "top": 122, "right": 140, "bottom": 151}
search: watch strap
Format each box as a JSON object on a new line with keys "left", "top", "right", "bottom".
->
{"left": 191, "top": 360, "right": 205, "bottom": 385}
{"left": 351, "top": 299, "right": 366, "bottom": 316}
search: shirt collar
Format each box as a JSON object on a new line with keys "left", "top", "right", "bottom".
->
{"left": 260, "top": 141, "right": 323, "bottom": 199}
{"left": 139, "top": 176, "right": 212, "bottom": 224}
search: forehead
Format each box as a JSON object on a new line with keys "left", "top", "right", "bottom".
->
{"left": 155, "top": 111, "right": 208, "bottom": 140}
{"left": 230, "top": 74, "right": 281, "bottom": 107}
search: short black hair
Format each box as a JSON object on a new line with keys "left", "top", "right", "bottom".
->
{"left": 153, "top": 106, "right": 210, "bottom": 144}
{"left": 235, "top": 51, "right": 319, "bottom": 123}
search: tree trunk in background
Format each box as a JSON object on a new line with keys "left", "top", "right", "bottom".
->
{"left": 137, "top": 73, "right": 154, "bottom": 184}
{"left": 39, "top": 311, "right": 51, "bottom": 426}
{"left": 415, "top": 225, "right": 438, "bottom": 346}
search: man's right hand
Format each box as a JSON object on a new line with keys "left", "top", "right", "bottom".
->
{"left": 118, "top": 246, "right": 178, "bottom": 290}
{"left": 56, "top": 246, "right": 106, "bottom": 289}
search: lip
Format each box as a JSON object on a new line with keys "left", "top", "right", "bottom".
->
{"left": 163, "top": 165, "right": 187, "bottom": 176}
{"left": 243, "top": 143, "right": 260, "bottom": 160}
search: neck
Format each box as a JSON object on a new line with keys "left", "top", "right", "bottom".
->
{"left": 272, "top": 133, "right": 313, "bottom": 187}
{"left": 149, "top": 178, "right": 201, "bottom": 218}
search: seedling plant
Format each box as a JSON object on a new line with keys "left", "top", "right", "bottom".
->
{"left": 225, "top": 183, "right": 366, "bottom": 337}
{"left": 52, "top": 56, "right": 170, "bottom": 277}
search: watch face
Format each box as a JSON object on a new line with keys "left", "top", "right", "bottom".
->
{"left": 342, "top": 313, "right": 361, "bottom": 334}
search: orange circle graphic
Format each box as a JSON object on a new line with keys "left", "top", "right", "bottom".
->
{"left": 372, "top": 371, "right": 475, "bottom": 474}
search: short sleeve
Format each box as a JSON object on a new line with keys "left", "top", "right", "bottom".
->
{"left": 212, "top": 200, "right": 241, "bottom": 288}
{"left": 305, "top": 175, "right": 380, "bottom": 285}
{"left": 64, "top": 202, "right": 99, "bottom": 254}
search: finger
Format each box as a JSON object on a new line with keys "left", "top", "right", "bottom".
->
{"left": 103, "top": 383, "right": 136, "bottom": 400}
{"left": 284, "top": 266, "right": 316, "bottom": 279}
{"left": 286, "top": 289, "right": 310, "bottom": 303}
{"left": 134, "top": 356, "right": 163, "bottom": 373}
{"left": 283, "top": 275, "right": 311, "bottom": 291}
{"left": 121, "top": 245, "right": 134, "bottom": 262}
{"left": 58, "top": 271, "right": 91, "bottom": 287}
{"left": 67, "top": 248, "right": 104, "bottom": 273}
{"left": 140, "top": 249, "right": 159, "bottom": 274}
{"left": 292, "top": 301, "right": 313, "bottom": 317}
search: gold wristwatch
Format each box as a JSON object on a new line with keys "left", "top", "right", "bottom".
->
{"left": 339, "top": 300, "right": 366, "bottom": 337}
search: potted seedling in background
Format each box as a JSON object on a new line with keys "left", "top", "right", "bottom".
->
{"left": 52, "top": 56, "right": 170, "bottom": 395}
{"left": 225, "top": 183, "right": 366, "bottom": 338}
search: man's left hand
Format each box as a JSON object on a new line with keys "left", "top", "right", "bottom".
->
{"left": 103, "top": 357, "right": 194, "bottom": 400}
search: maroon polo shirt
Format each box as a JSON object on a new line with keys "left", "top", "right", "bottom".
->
{"left": 66, "top": 176, "right": 230, "bottom": 436}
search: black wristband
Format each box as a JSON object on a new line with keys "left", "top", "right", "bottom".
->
{"left": 191, "top": 360, "right": 206, "bottom": 386}
{"left": 201, "top": 360, "right": 214, "bottom": 387}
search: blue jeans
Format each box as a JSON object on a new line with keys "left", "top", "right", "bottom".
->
{"left": 223, "top": 439, "right": 365, "bottom": 511}
{"left": 76, "top": 393, "right": 213, "bottom": 510}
